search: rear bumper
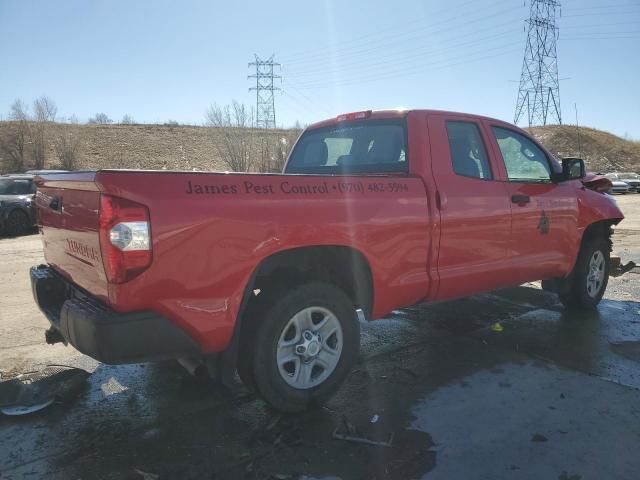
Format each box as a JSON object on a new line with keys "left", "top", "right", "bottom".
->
{"left": 30, "top": 265, "right": 200, "bottom": 364}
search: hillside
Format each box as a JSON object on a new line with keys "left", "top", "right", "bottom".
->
{"left": 0, "top": 121, "right": 638, "bottom": 174}
{"left": 0, "top": 122, "right": 293, "bottom": 173}
{"left": 528, "top": 125, "right": 640, "bottom": 173}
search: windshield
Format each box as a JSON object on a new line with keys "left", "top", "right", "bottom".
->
{"left": 285, "top": 120, "right": 407, "bottom": 174}
{"left": 0, "top": 179, "right": 33, "bottom": 195}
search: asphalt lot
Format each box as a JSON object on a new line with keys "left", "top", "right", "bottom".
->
{"left": 1, "top": 194, "right": 639, "bottom": 480}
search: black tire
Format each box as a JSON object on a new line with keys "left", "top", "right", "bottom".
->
{"left": 250, "top": 282, "right": 359, "bottom": 413}
{"left": 559, "top": 237, "right": 610, "bottom": 310}
{"left": 5, "top": 209, "right": 30, "bottom": 236}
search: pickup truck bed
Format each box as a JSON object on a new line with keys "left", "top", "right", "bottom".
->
{"left": 34, "top": 170, "right": 430, "bottom": 356}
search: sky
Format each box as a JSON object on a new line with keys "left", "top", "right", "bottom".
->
{"left": 0, "top": 0, "right": 639, "bottom": 137}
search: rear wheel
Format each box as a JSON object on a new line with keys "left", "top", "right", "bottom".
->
{"left": 250, "top": 283, "right": 359, "bottom": 412}
{"left": 559, "top": 237, "right": 610, "bottom": 310}
{"left": 5, "top": 209, "right": 30, "bottom": 236}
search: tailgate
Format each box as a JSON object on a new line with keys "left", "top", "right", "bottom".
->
{"left": 35, "top": 172, "right": 108, "bottom": 302}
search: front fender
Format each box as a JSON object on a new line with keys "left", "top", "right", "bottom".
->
{"left": 576, "top": 188, "right": 624, "bottom": 230}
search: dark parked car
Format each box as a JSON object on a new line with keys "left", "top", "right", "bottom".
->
{"left": 0, "top": 174, "right": 37, "bottom": 236}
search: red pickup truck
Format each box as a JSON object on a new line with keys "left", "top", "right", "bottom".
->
{"left": 31, "top": 109, "right": 623, "bottom": 411}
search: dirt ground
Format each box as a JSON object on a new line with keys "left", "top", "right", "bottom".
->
{"left": 1, "top": 194, "right": 639, "bottom": 479}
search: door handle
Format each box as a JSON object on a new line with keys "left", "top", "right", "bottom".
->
{"left": 435, "top": 191, "right": 447, "bottom": 210}
{"left": 511, "top": 194, "right": 530, "bottom": 205}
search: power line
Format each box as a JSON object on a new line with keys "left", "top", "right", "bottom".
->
{"left": 248, "top": 55, "right": 281, "bottom": 129}
{"left": 283, "top": 3, "right": 524, "bottom": 69}
{"left": 562, "top": 9, "right": 640, "bottom": 18}
{"left": 286, "top": 27, "right": 521, "bottom": 82}
{"left": 514, "top": 0, "right": 562, "bottom": 127}
{"left": 280, "top": 0, "right": 498, "bottom": 63}
{"left": 281, "top": 81, "right": 333, "bottom": 118}
{"left": 562, "top": 34, "right": 640, "bottom": 39}
{"left": 281, "top": 3, "right": 635, "bottom": 70}
{"left": 290, "top": 44, "right": 522, "bottom": 90}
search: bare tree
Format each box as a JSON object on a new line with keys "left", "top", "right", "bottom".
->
{"left": 205, "top": 101, "right": 257, "bottom": 172}
{"left": 31, "top": 96, "right": 57, "bottom": 169}
{"left": 88, "top": 113, "right": 112, "bottom": 124}
{"left": 120, "top": 114, "right": 134, "bottom": 125}
{"left": 254, "top": 126, "right": 302, "bottom": 173}
{"left": 53, "top": 131, "right": 82, "bottom": 170}
{"left": 0, "top": 100, "right": 30, "bottom": 172}
{"left": 34, "top": 96, "right": 57, "bottom": 122}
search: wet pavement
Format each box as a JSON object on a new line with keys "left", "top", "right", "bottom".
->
{"left": 1, "top": 196, "right": 640, "bottom": 479}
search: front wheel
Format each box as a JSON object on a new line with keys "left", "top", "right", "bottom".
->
{"left": 559, "top": 237, "right": 610, "bottom": 310}
{"left": 251, "top": 283, "right": 359, "bottom": 412}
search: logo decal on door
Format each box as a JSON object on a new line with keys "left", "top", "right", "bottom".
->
{"left": 538, "top": 210, "right": 550, "bottom": 234}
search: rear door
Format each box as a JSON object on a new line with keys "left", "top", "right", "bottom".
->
{"left": 427, "top": 114, "right": 513, "bottom": 301}
{"left": 485, "top": 124, "right": 580, "bottom": 282}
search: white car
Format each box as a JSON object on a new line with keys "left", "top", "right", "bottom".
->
{"left": 606, "top": 179, "right": 631, "bottom": 194}
{"left": 605, "top": 172, "right": 640, "bottom": 192}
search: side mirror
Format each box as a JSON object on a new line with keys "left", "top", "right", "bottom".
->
{"left": 560, "top": 157, "right": 585, "bottom": 181}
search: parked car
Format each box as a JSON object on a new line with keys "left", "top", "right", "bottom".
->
{"left": 604, "top": 174, "right": 632, "bottom": 194}
{"left": 605, "top": 172, "right": 640, "bottom": 192}
{"left": 30, "top": 109, "right": 624, "bottom": 412}
{"left": 25, "top": 169, "right": 69, "bottom": 175}
{"left": 0, "top": 174, "right": 37, "bottom": 236}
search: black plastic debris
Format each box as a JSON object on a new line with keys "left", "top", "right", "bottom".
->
{"left": 610, "top": 258, "right": 636, "bottom": 277}
{"left": 0, "top": 365, "right": 90, "bottom": 415}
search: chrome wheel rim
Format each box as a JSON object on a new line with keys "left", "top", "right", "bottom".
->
{"left": 276, "top": 306, "right": 343, "bottom": 390}
{"left": 586, "top": 250, "right": 606, "bottom": 298}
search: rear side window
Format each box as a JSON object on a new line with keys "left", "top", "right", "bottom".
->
{"left": 446, "top": 121, "right": 492, "bottom": 179}
{"left": 286, "top": 120, "right": 407, "bottom": 174}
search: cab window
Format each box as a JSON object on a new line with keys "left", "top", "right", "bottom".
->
{"left": 446, "top": 121, "right": 492, "bottom": 179}
{"left": 286, "top": 120, "right": 407, "bottom": 174}
{"left": 492, "top": 127, "right": 552, "bottom": 182}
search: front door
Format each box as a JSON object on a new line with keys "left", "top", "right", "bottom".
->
{"left": 427, "top": 114, "right": 513, "bottom": 301}
{"left": 486, "top": 124, "right": 580, "bottom": 283}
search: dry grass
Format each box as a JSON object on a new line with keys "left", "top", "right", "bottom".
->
{"left": 0, "top": 121, "right": 638, "bottom": 174}
{"left": 528, "top": 125, "right": 640, "bottom": 173}
{"left": 0, "top": 122, "right": 293, "bottom": 173}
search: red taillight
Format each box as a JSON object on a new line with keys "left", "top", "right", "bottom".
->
{"left": 336, "top": 110, "right": 372, "bottom": 122}
{"left": 99, "top": 194, "right": 152, "bottom": 284}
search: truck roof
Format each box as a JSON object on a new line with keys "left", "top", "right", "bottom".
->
{"left": 306, "top": 109, "right": 512, "bottom": 130}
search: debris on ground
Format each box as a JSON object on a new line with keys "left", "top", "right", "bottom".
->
{"left": 0, "top": 365, "right": 89, "bottom": 416}
{"left": 333, "top": 417, "right": 395, "bottom": 448}
{"left": 531, "top": 433, "right": 549, "bottom": 442}
{"left": 134, "top": 468, "right": 160, "bottom": 480}
{"left": 610, "top": 258, "right": 637, "bottom": 277}
{"left": 332, "top": 427, "right": 395, "bottom": 447}
{"left": 491, "top": 322, "right": 504, "bottom": 332}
